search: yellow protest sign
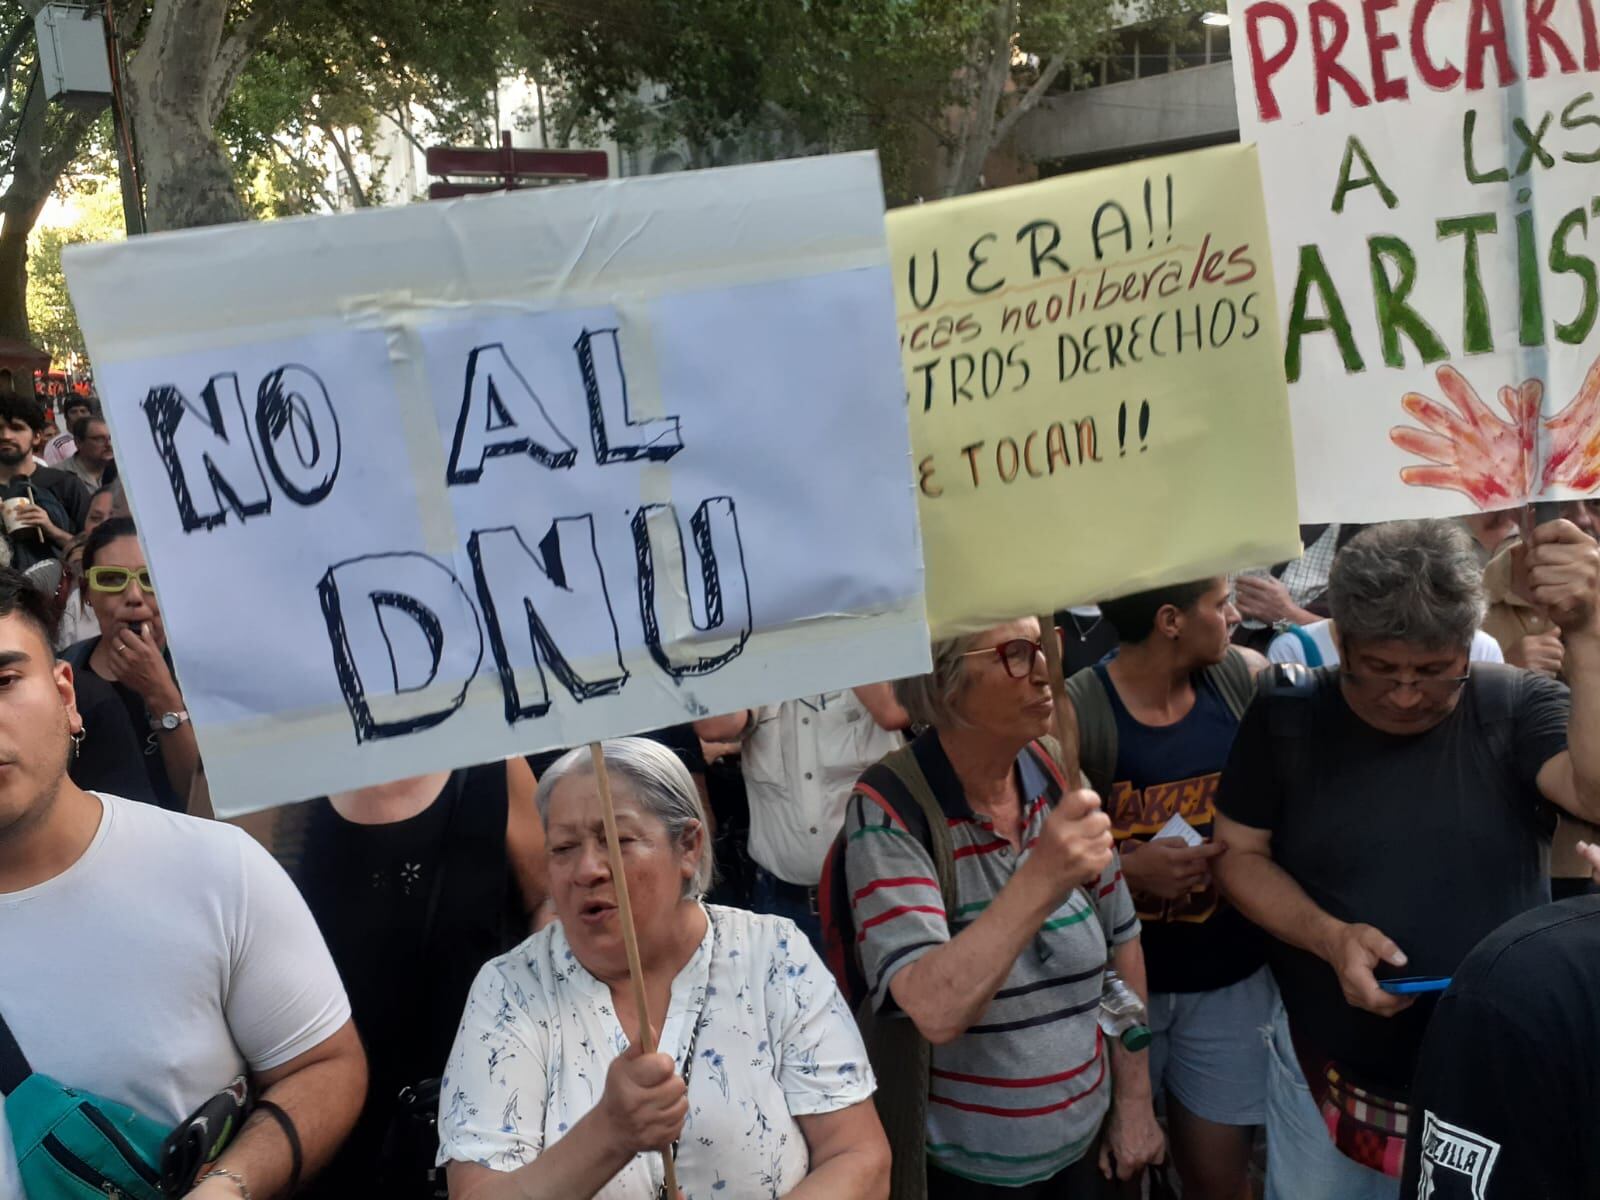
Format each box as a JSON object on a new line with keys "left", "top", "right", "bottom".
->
{"left": 889, "top": 143, "right": 1302, "bottom": 637}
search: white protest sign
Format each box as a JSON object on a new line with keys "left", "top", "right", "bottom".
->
{"left": 65, "top": 153, "right": 929, "bottom": 816}
{"left": 1230, "top": 0, "right": 1600, "bottom": 520}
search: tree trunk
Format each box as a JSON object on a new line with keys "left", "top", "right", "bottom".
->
{"left": 0, "top": 195, "right": 45, "bottom": 342}
{"left": 124, "top": 85, "right": 244, "bottom": 231}
{"left": 135, "top": 107, "right": 242, "bottom": 232}
{"left": 324, "top": 125, "right": 369, "bottom": 207}
{"left": 123, "top": 0, "right": 253, "bottom": 232}
{"left": 940, "top": 0, "right": 1016, "bottom": 198}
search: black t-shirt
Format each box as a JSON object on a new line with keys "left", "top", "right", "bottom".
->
{"left": 1097, "top": 664, "right": 1265, "bottom": 994}
{"left": 1216, "top": 665, "right": 1568, "bottom": 1089}
{"left": 1401, "top": 897, "right": 1600, "bottom": 1199}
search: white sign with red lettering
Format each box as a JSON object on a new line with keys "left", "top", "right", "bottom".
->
{"left": 1229, "top": 0, "right": 1600, "bottom": 520}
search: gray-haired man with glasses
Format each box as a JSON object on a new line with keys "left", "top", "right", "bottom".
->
{"left": 1211, "top": 517, "right": 1600, "bottom": 1200}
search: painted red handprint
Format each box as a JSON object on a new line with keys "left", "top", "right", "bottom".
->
{"left": 1541, "top": 355, "right": 1600, "bottom": 492}
{"left": 1390, "top": 356, "right": 1600, "bottom": 508}
{"left": 1388, "top": 366, "right": 1539, "bottom": 508}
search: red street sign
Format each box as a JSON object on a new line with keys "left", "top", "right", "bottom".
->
{"left": 425, "top": 145, "right": 608, "bottom": 181}
{"left": 428, "top": 181, "right": 593, "bottom": 200}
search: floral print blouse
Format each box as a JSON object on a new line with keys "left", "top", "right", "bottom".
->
{"left": 436, "top": 904, "right": 876, "bottom": 1198}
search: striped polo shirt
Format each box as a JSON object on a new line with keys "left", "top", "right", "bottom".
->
{"left": 842, "top": 731, "right": 1140, "bottom": 1187}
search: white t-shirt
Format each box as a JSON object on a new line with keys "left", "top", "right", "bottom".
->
{"left": 0, "top": 794, "right": 350, "bottom": 1193}
{"left": 743, "top": 691, "right": 905, "bottom": 885}
{"left": 1267, "top": 619, "right": 1505, "bottom": 668}
{"left": 437, "top": 904, "right": 875, "bottom": 1198}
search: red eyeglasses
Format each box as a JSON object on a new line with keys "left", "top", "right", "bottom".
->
{"left": 959, "top": 628, "right": 1064, "bottom": 679}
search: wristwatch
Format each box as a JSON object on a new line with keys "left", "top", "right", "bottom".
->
{"left": 151, "top": 710, "right": 190, "bottom": 733}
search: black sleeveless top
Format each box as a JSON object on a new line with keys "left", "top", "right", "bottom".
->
{"left": 287, "top": 764, "right": 523, "bottom": 1190}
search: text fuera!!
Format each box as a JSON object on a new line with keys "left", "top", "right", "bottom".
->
{"left": 140, "top": 326, "right": 751, "bottom": 742}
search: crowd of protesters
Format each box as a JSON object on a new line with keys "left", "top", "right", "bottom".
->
{"left": 1, "top": 381, "right": 1598, "bottom": 1200}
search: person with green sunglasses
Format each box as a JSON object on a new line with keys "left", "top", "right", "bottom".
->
{"left": 59, "top": 517, "right": 197, "bottom": 816}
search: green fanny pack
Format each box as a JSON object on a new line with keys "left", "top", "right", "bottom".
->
{"left": 2, "top": 1008, "right": 168, "bottom": 1200}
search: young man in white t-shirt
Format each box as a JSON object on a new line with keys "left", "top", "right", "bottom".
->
{"left": 0, "top": 569, "right": 366, "bottom": 1199}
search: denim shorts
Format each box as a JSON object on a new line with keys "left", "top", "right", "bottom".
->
{"left": 1147, "top": 966, "right": 1275, "bottom": 1126}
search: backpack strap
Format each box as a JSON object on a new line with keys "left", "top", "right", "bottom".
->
{"left": 1260, "top": 662, "right": 1319, "bottom": 794}
{"left": 1465, "top": 664, "right": 1554, "bottom": 834}
{"left": 1260, "top": 660, "right": 1317, "bottom": 700}
{"left": 1204, "top": 646, "right": 1259, "bottom": 718}
{"left": 1468, "top": 663, "right": 1519, "bottom": 727}
{"left": 1023, "top": 738, "right": 1110, "bottom": 946}
{"left": 1064, "top": 666, "right": 1117, "bottom": 801}
{"left": 1471, "top": 664, "right": 1519, "bottom": 769}
{"left": 0, "top": 1006, "right": 32, "bottom": 1095}
{"left": 1285, "top": 626, "right": 1325, "bottom": 669}
{"left": 1030, "top": 735, "right": 1071, "bottom": 789}
{"left": 877, "top": 744, "right": 956, "bottom": 910}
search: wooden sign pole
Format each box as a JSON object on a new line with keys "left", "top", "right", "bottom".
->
{"left": 589, "top": 742, "right": 679, "bottom": 1200}
{"left": 1037, "top": 615, "right": 1082, "bottom": 786}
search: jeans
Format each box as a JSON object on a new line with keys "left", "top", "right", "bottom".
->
{"left": 749, "top": 866, "right": 825, "bottom": 958}
{"left": 1263, "top": 1002, "right": 1398, "bottom": 1200}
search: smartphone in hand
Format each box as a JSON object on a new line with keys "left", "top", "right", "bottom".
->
{"left": 1377, "top": 976, "right": 1451, "bottom": 995}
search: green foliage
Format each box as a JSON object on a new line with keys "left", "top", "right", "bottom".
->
{"left": 218, "top": 0, "right": 529, "bottom": 216}
{"left": 518, "top": 0, "right": 1206, "bottom": 200}
{"left": 26, "top": 182, "right": 124, "bottom": 364}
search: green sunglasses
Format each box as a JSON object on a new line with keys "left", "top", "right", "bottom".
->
{"left": 86, "top": 565, "right": 155, "bottom": 595}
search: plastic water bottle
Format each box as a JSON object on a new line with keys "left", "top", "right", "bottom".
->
{"left": 1097, "top": 968, "right": 1152, "bottom": 1051}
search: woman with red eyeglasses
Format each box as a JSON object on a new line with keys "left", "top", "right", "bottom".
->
{"left": 839, "top": 616, "right": 1165, "bottom": 1198}
{"left": 60, "top": 516, "right": 199, "bottom": 812}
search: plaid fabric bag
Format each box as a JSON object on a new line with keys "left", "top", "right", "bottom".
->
{"left": 1311, "top": 1061, "right": 1410, "bottom": 1178}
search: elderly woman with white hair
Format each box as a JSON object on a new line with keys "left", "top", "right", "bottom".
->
{"left": 438, "top": 736, "right": 891, "bottom": 1200}
{"left": 843, "top": 617, "right": 1165, "bottom": 1198}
